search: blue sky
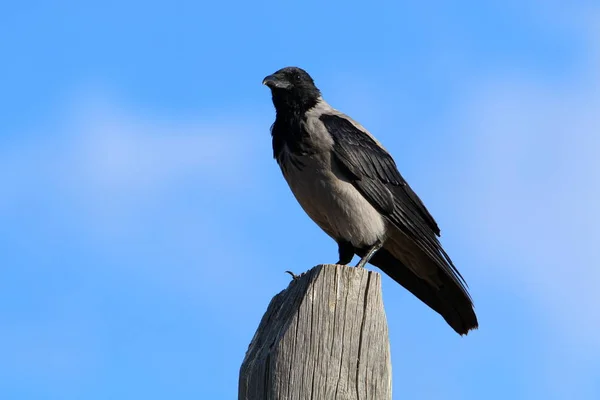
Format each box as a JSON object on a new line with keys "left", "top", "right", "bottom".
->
{"left": 1, "top": 1, "right": 599, "bottom": 399}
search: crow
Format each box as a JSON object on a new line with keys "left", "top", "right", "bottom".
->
{"left": 262, "top": 66, "right": 478, "bottom": 335}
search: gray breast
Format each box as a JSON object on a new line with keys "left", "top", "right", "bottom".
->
{"left": 278, "top": 146, "right": 388, "bottom": 248}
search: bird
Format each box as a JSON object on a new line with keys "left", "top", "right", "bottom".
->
{"left": 262, "top": 66, "right": 478, "bottom": 335}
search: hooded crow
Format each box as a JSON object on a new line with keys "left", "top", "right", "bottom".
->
{"left": 262, "top": 66, "right": 478, "bottom": 335}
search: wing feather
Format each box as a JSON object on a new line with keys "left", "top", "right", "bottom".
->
{"left": 319, "top": 113, "right": 470, "bottom": 296}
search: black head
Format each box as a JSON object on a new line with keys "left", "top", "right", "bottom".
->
{"left": 262, "top": 67, "right": 321, "bottom": 114}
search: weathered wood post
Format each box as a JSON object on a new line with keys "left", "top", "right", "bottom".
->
{"left": 239, "top": 264, "right": 392, "bottom": 400}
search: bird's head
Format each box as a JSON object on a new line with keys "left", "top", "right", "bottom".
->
{"left": 262, "top": 66, "right": 321, "bottom": 113}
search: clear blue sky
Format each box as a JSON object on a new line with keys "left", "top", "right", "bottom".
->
{"left": 2, "top": 1, "right": 599, "bottom": 399}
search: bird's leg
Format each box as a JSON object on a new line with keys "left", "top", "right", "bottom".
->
{"left": 355, "top": 241, "right": 383, "bottom": 269}
{"left": 336, "top": 240, "right": 355, "bottom": 265}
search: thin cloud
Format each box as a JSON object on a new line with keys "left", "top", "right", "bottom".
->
{"left": 0, "top": 91, "right": 259, "bottom": 213}
{"left": 0, "top": 90, "right": 264, "bottom": 304}
{"left": 453, "top": 11, "right": 600, "bottom": 350}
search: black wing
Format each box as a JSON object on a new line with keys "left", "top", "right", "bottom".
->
{"left": 320, "top": 114, "right": 470, "bottom": 294}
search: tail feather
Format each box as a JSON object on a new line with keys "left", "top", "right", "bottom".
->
{"left": 363, "top": 247, "right": 479, "bottom": 335}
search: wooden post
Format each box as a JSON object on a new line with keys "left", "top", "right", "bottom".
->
{"left": 239, "top": 264, "right": 392, "bottom": 400}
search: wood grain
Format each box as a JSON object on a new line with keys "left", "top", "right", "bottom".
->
{"left": 239, "top": 264, "right": 391, "bottom": 400}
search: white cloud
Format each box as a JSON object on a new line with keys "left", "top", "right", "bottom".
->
{"left": 68, "top": 95, "right": 254, "bottom": 193}
{"left": 453, "top": 9, "right": 600, "bottom": 350}
{"left": 0, "top": 89, "right": 267, "bottom": 308}
{"left": 0, "top": 90, "right": 260, "bottom": 216}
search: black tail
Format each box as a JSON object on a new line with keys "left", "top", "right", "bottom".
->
{"left": 364, "top": 247, "right": 478, "bottom": 335}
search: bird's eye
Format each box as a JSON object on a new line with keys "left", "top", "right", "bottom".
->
{"left": 294, "top": 73, "right": 302, "bottom": 82}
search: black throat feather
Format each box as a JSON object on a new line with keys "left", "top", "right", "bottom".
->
{"left": 270, "top": 87, "right": 320, "bottom": 161}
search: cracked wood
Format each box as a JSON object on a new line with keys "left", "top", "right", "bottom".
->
{"left": 239, "top": 264, "right": 392, "bottom": 400}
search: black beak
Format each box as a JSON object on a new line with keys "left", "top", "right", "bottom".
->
{"left": 262, "top": 74, "right": 291, "bottom": 90}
